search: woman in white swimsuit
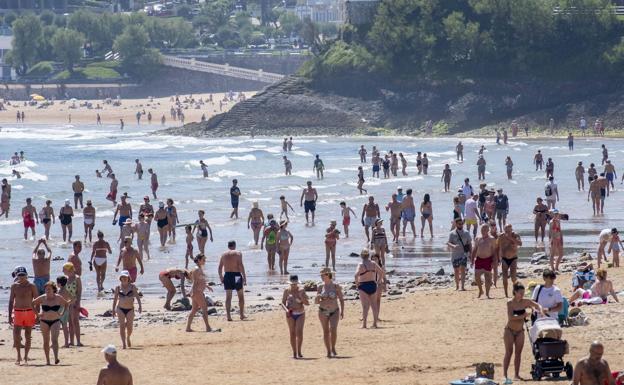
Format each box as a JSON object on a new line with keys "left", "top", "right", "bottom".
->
{"left": 90, "top": 231, "right": 111, "bottom": 292}
{"left": 83, "top": 200, "right": 96, "bottom": 243}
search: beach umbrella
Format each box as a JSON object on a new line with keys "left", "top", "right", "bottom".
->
{"left": 31, "top": 94, "right": 45, "bottom": 101}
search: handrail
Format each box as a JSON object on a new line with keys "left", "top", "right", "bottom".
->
{"left": 161, "top": 55, "right": 284, "bottom": 83}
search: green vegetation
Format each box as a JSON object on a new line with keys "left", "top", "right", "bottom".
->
{"left": 307, "top": 0, "right": 624, "bottom": 82}
{"left": 54, "top": 62, "right": 121, "bottom": 81}
{"left": 26, "top": 61, "right": 54, "bottom": 77}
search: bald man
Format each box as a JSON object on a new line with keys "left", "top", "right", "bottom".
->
{"left": 572, "top": 341, "right": 615, "bottom": 385}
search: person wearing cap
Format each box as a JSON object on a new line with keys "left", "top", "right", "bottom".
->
{"left": 96, "top": 344, "right": 133, "bottom": 385}
{"left": 313, "top": 154, "right": 324, "bottom": 179}
{"left": 531, "top": 269, "right": 563, "bottom": 320}
{"left": 165, "top": 198, "right": 179, "bottom": 243}
{"left": 471, "top": 224, "right": 496, "bottom": 298}
{"left": 83, "top": 199, "right": 96, "bottom": 243}
{"left": 575, "top": 161, "right": 585, "bottom": 191}
{"left": 113, "top": 195, "right": 133, "bottom": 239}
{"left": 282, "top": 274, "right": 309, "bottom": 358}
{"left": 106, "top": 173, "right": 118, "bottom": 206}
{"left": 9, "top": 266, "right": 38, "bottom": 365}
{"left": 324, "top": 220, "right": 340, "bottom": 271}
{"left": 441, "top": 164, "right": 452, "bottom": 192}
{"left": 477, "top": 155, "right": 486, "bottom": 181}
{"left": 218, "top": 240, "right": 247, "bottom": 321}
{"left": 456, "top": 141, "right": 464, "bottom": 162}
{"left": 532, "top": 197, "right": 548, "bottom": 245}
{"left": 63, "top": 262, "right": 83, "bottom": 346}
{"left": 361, "top": 196, "right": 380, "bottom": 242}
{"left": 1, "top": 178, "right": 11, "bottom": 218}
{"left": 300, "top": 181, "right": 318, "bottom": 225}
{"left": 448, "top": 218, "right": 472, "bottom": 291}
{"left": 155, "top": 201, "right": 168, "bottom": 247}
{"left": 112, "top": 270, "right": 142, "bottom": 348}
{"left": 495, "top": 188, "right": 509, "bottom": 232}
{"left": 115, "top": 238, "right": 144, "bottom": 283}
{"left": 135, "top": 158, "right": 143, "bottom": 180}
{"left": 248, "top": 202, "right": 265, "bottom": 246}
{"left": 549, "top": 209, "right": 564, "bottom": 271}
{"left": 230, "top": 179, "right": 241, "bottom": 219}
{"left": 261, "top": 219, "right": 279, "bottom": 270}
{"left": 354, "top": 249, "right": 384, "bottom": 328}
{"left": 277, "top": 220, "right": 294, "bottom": 275}
{"left": 72, "top": 175, "right": 85, "bottom": 209}
{"left": 32, "top": 238, "right": 52, "bottom": 295}
{"left": 315, "top": 267, "right": 344, "bottom": 358}
{"left": 21, "top": 197, "right": 39, "bottom": 241}
{"left": 58, "top": 199, "right": 74, "bottom": 242}
{"left": 91, "top": 231, "right": 112, "bottom": 292}
{"left": 544, "top": 176, "right": 559, "bottom": 210}
{"left": 33, "top": 281, "right": 71, "bottom": 365}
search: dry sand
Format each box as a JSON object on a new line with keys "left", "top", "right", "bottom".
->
{"left": 1, "top": 264, "right": 623, "bottom": 385}
{"left": 0, "top": 92, "right": 255, "bottom": 126}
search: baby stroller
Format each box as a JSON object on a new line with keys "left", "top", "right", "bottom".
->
{"left": 528, "top": 317, "right": 573, "bottom": 381}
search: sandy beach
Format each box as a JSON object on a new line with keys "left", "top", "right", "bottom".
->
{"left": 1, "top": 256, "right": 622, "bottom": 385}
{"left": 0, "top": 92, "right": 255, "bottom": 126}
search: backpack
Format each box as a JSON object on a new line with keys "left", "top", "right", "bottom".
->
{"left": 545, "top": 184, "right": 552, "bottom": 197}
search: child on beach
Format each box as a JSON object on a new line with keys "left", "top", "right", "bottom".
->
{"left": 185, "top": 225, "right": 194, "bottom": 269}
{"left": 56, "top": 275, "right": 72, "bottom": 348}
{"left": 608, "top": 229, "right": 623, "bottom": 267}
{"left": 339, "top": 201, "right": 357, "bottom": 238}
{"left": 279, "top": 196, "right": 295, "bottom": 221}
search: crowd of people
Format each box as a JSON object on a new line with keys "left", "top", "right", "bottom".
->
{"left": 4, "top": 129, "right": 624, "bottom": 385}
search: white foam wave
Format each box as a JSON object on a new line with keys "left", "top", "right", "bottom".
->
{"left": 201, "top": 156, "right": 230, "bottom": 166}
{"left": 214, "top": 170, "right": 244, "bottom": 178}
{"left": 70, "top": 140, "right": 168, "bottom": 151}
{"left": 230, "top": 155, "right": 256, "bottom": 161}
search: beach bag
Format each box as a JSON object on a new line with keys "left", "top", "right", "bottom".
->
{"left": 475, "top": 362, "right": 494, "bottom": 379}
{"left": 568, "top": 308, "right": 589, "bottom": 326}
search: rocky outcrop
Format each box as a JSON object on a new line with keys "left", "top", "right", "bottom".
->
{"left": 163, "top": 75, "right": 624, "bottom": 137}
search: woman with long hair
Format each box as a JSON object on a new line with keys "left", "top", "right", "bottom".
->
{"left": 33, "top": 281, "right": 71, "bottom": 365}
{"left": 420, "top": 193, "right": 433, "bottom": 238}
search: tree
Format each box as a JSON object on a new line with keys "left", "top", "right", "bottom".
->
{"left": 51, "top": 29, "right": 84, "bottom": 73}
{"left": 194, "top": 0, "right": 233, "bottom": 32}
{"left": 39, "top": 10, "right": 55, "bottom": 26}
{"left": 11, "top": 14, "right": 43, "bottom": 75}
{"left": 278, "top": 11, "right": 302, "bottom": 37}
{"left": 113, "top": 24, "right": 161, "bottom": 79}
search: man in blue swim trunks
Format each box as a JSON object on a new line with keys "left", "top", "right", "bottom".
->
{"left": 300, "top": 181, "right": 318, "bottom": 225}
{"left": 230, "top": 179, "right": 241, "bottom": 219}
{"left": 31, "top": 238, "right": 52, "bottom": 295}
{"left": 113, "top": 195, "right": 132, "bottom": 238}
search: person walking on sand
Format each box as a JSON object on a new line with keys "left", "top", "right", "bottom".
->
{"left": 91, "top": 231, "right": 112, "bottom": 292}
{"left": 339, "top": 201, "right": 356, "bottom": 238}
{"left": 282, "top": 274, "right": 309, "bottom": 358}
{"left": 355, "top": 249, "right": 384, "bottom": 329}
{"left": 576, "top": 161, "right": 585, "bottom": 191}
{"left": 315, "top": 267, "right": 344, "bottom": 358}
{"left": 247, "top": 202, "right": 264, "bottom": 246}
{"left": 549, "top": 210, "right": 564, "bottom": 271}
{"left": 9, "top": 266, "right": 38, "bottom": 365}
{"left": 498, "top": 224, "right": 522, "bottom": 298}
{"left": 300, "top": 181, "right": 318, "bottom": 225}
{"left": 325, "top": 220, "right": 340, "bottom": 271}
{"left": 218, "top": 241, "right": 247, "bottom": 321}
{"left": 63, "top": 262, "right": 82, "bottom": 346}
{"left": 111, "top": 271, "right": 142, "bottom": 348}
{"left": 72, "top": 175, "right": 84, "bottom": 209}
{"left": 359, "top": 145, "right": 367, "bottom": 163}
{"left": 229, "top": 179, "right": 241, "bottom": 219}
{"left": 313, "top": 154, "right": 324, "bottom": 179}
{"left": 503, "top": 282, "right": 544, "bottom": 384}
{"left": 361, "top": 196, "right": 380, "bottom": 243}
{"left": 277, "top": 220, "right": 293, "bottom": 274}
{"left": 186, "top": 254, "right": 212, "bottom": 332}
{"left": 22, "top": 198, "right": 38, "bottom": 240}
{"left": 33, "top": 281, "right": 71, "bottom": 366}
{"left": 96, "top": 345, "right": 133, "bottom": 385}
{"left": 471, "top": 224, "right": 496, "bottom": 299}
{"left": 442, "top": 164, "right": 452, "bottom": 192}
{"left": 448, "top": 219, "right": 471, "bottom": 290}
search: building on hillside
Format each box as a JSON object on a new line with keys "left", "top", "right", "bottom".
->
{"left": 0, "top": 27, "right": 14, "bottom": 80}
{"left": 341, "top": 0, "right": 380, "bottom": 25}
{"left": 295, "top": 0, "right": 341, "bottom": 23}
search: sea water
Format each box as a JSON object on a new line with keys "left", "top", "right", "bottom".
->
{"left": 0, "top": 124, "right": 621, "bottom": 302}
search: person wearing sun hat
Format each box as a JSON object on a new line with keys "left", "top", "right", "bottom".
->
{"left": 277, "top": 220, "right": 293, "bottom": 275}
{"left": 9, "top": 266, "right": 38, "bottom": 365}
{"left": 315, "top": 267, "right": 344, "bottom": 358}
{"left": 97, "top": 344, "right": 133, "bottom": 385}
{"left": 324, "top": 220, "right": 340, "bottom": 271}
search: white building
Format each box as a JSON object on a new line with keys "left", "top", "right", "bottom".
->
{"left": 295, "top": 0, "right": 341, "bottom": 23}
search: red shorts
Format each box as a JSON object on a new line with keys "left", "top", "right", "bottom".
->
{"left": 13, "top": 308, "right": 36, "bottom": 327}
{"left": 23, "top": 218, "right": 35, "bottom": 229}
{"left": 475, "top": 256, "right": 494, "bottom": 271}
{"left": 127, "top": 267, "right": 138, "bottom": 282}
{"left": 343, "top": 217, "right": 350, "bottom": 226}
{"left": 107, "top": 190, "right": 117, "bottom": 201}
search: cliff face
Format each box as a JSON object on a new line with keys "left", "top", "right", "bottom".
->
{"left": 163, "top": 75, "right": 624, "bottom": 137}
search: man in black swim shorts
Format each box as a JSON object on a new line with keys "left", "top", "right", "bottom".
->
{"left": 218, "top": 241, "right": 247, "bottom": 321}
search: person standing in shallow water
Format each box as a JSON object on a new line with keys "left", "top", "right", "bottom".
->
{"left": 229, "top": 179, "right": 241, "bottom": 219}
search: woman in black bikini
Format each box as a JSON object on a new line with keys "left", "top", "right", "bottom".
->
{"left": 533, "top": 197, "right": 549, "bottom": 245}
{"left": 59, "top": 200, "right": 74, "bottom": 242}
{"left": 193, "top": 210, "right": 213, "bottom": 255}
{"left": 112, "top": 270, "right": 142, "bottom": 349}
{"left": 155, "top": 202, "right": 169, "bottom": 247}
{"left": 355, "top": 249, "right": 384, "bottom": 329}
{"left": 503, "top": 282, "right": 543, "bottom": 383}
{"left": 315, "top": 267, "right": 344, "bottom": 358}
{"left": 282, "top": 274, "right": 309, "bottom": 358}
{"left": 420, "top": 193, "right": 433, "bottom": 238}
{"left": 33, "top": 281, "right": 71, "bottom": 365}
{"left": 40, "top": 200, "right": 55, "bottom": 240}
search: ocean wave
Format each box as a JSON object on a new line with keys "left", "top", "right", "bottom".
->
{"left": 214, "top": 170, "right": 244, "bottom": 178}
{"left": 230, "top": 155, "right": 256, "bottom": 161}
{"left": 70, "top": 140, "right": 169, "bottom": 151}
